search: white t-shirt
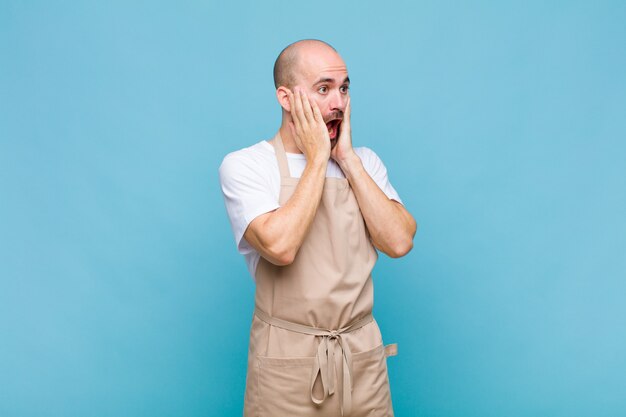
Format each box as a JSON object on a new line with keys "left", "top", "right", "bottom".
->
{"left": 218, "top": 140, "right": 402, "bottom": 278}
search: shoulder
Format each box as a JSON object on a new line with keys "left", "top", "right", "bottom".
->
{"left": 219, "top": 141, "right": 276, "bottom": 179}
{"left": 354, "top": 146, "right": 377, "bottom": 158}
{"left": 353, "top": 146, "right": 392, "bottom": 183}
{"left": 220, "top": 141, "right": 274, "bottom": 169}
{"left": 353, "top": 146, "right": 386, "bottom": 169}
{"left": 354, "top": 145, "right": 402, "bottom": 202}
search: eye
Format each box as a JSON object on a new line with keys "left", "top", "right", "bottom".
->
{"left": 340, "top": 85, "right": 350, "bottom": 94}
{"left": 318, "top": 86, "right": 328, "bottom": 94}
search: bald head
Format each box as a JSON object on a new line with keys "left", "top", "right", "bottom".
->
{"left": 273, "top": 39, "right": 338, "bottom": 89}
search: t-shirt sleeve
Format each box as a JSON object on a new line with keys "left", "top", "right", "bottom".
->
{"left": 358, "top": 147, "right": 403, "bottom": 204}
{"left": 218, "top": 152, "right": 280, "bottom": 253}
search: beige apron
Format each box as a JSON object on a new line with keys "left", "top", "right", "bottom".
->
{"left": 244, "top": 133, "right": 397, "bottom": 417}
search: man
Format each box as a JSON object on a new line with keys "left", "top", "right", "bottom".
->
{"left": 219, "top": 39, "right": 416, "bottom": 416}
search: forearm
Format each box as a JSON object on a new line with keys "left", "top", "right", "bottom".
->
{"left": 339, "top": 153, "right": 416, "bottom": 257}
{"left": 245, "top": 159, "right": 327, "bottom": 265}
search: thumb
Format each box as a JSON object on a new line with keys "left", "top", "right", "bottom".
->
{"left": 340, "top": 98, "right": 351, "bottom": 133}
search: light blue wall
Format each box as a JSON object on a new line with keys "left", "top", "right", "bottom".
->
{"left": 1, "top": 1, "right": 625, "bottom": 416}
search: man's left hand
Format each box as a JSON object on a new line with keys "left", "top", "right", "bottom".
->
{"left": 331, "top": 98, "right": 358, "bottom": 166}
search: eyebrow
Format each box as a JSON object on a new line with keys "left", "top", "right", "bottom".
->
{"left": 313, "top": 76, "right": 350, "bottom": 85}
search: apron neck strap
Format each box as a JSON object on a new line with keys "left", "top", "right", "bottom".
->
{"left": 272, "top": 132, "right": 292, "bottom": 179}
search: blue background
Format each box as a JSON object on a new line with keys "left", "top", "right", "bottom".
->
{"left": 1, "top": 1, "right": 625, "bottom": 416}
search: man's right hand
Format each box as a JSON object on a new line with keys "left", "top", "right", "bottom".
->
{"left": 243, "top": 87, "right": 330, "bottom": 266}
{"left": 287, "top": 87, "right": 331, "bottom": 164}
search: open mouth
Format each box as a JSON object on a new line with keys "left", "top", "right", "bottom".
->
{"left": 325, "top": 119, "right": 342, "bottom": 140}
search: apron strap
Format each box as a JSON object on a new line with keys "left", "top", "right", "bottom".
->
{"left": 254, "top": 307, "right": 373, "bottom": 416}
{"left": 271, "top": 132, "right": 292, "bottom": 179}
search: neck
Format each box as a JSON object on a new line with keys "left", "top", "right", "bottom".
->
{"left": 278, "top": 117, "right": 303, "bottom": 154}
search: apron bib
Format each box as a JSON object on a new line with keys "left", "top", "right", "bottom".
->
{"left": 244, "top": 133, "right": 396, "bottom": 417}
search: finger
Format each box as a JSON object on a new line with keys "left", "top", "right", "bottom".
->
{"left": 293, "top": 88, "right": 306, "bottom": 127}
{"left": 288, "top": 89, "right": 298, "bottom": 122}
{"left": 337, "top": 98, "right": 351, "bottom": 140}
{"left": 342, "top": 98, "right": 351, "bottom": 130}
{"left": 310, "top": 99, "right": 324, "bottom": 123}
{"left": 300, "top": 90, "right": 315, "bottom": 124}
{"left": 290, "top": 121, "right": 306, "bottom": 153}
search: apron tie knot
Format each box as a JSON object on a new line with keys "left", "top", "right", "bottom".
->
{"left": 253, "top": 307, "right": 373, "bottom": 416}
{"left": 310, "top": 332, "right": 355, "bottom": 415}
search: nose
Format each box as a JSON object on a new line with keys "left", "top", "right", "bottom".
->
{"left": 328, "top": 89, "right": 347, "bottom": 112}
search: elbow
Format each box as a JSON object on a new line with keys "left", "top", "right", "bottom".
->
{"left": 387, "top": 238, "right": 413, "bottom": 258}
{"left": 248, "top": 216, "right": 301, "bottom": 266}
{"left": 271, "top": 250, "right": 297, "bottom": 266}
{"left": 265, "top": 243, "right": 298, "bottom": 266}
{"left": 385, "top": 224, "right": 416, "bottom": 258}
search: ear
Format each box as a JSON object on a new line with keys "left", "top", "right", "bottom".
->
{"left": 276, "top": 86, "right": 291, "bottom": 112}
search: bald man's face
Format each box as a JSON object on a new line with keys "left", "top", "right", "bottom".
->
{"left": 291, "top": 46, "right": 350, "bottom": 141}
